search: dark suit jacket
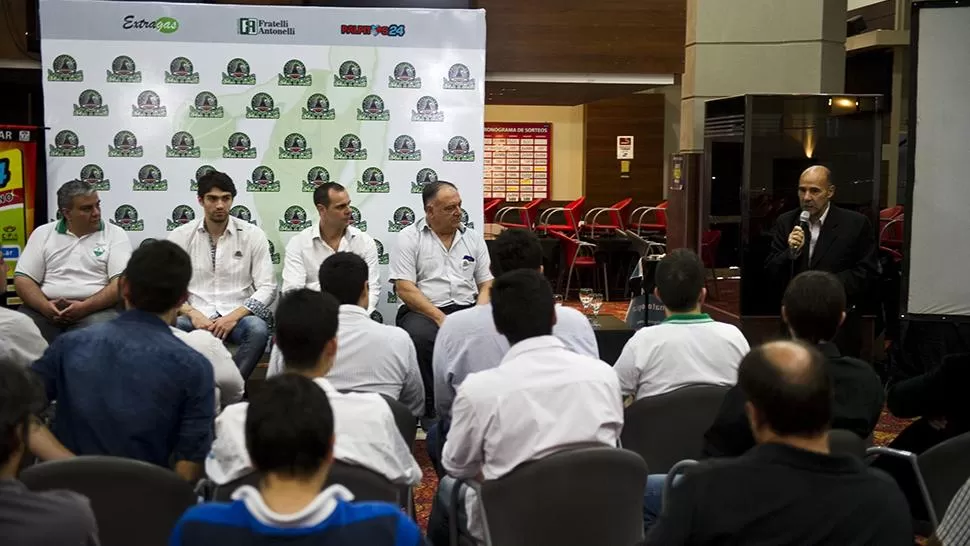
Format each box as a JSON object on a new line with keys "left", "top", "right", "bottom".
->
{"left": 766, "top": 205, "right": 879, "bottom": 304}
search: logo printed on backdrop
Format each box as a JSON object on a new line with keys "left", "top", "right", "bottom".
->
{"left": 247, "top": 93, "right": 280, "bottom": 119}
{"left": 357, "top": 167, "right": 389, "bottom": 193}
{"left": 133, "top": 164, "right": 168, "bottom": 191}
{"left": 190, "top": 165, "right": 215, "bottom": 191}
{"left": 190, "top": 92, "right": 224, "bottom": 118}
{"left": 461, "top": 208, "right": 475, "bottom": 229}
{"left": 230, "top": 205, "right": 257, "bottom": 225}
{"left": 166, "top": 205, "right": 195, "bottom": 231}
{"left": 106, "top": 55, "right": 141, "bottom": 83}
{"left": 389, "top": 135, "right": 421, "bottom": 161}
{"left": 388, "top": 62, "right": 421, "bottom": 89}
{"left": 279, "top": 205, "right": 311, "bottom": 232}
{"left": 224, "top": 132, "right": 257, "bottom": 159}
{"left": 443, "top": 63, "right": 475, "bottom": 90}
{"left": 278, "top": 59, "right": 311, "bottom": 86}
{"left": 334, "top": 60, "right": 367, "bottom": 88}
{"left": 79, "top": 164, "right": 110, "bottom": 191}
{"left": 340, "top": 24, "right": 406, "bottom": 37}
{"left": 238, "top": 18, "right": 295, "bottom": 36}
{"left": 48, "top": 54, "right": 83, "bottom": 82}
{"left": 349, "top": 206, "right": 367, "bottom": 231}
{"left": 74, "top": 90, "right": 109, "bottom": 117}
{"left": 374, "top": 239, "right": 389, "bottom": 265}
{"left": 303, "top": 166, "right": 330, "bottom": 192}
{"left": 110, "top": 204, "right": 144, "bottom": 231}
{"left": 302, "top": 93, "right": 335, "bottom": 121}
{"left": 49, "top": 130, "right": 85, "bottom": 157}
{"left": 279, "top": 133, "right": 312, "bottom": 160}
{"left": 268, "top": 240, "right": 281, "bottom": 264}
{"left": 132, "top": 90, "right": 166, "bottom": 117}
{"left": 334, "top": 134, "right": 366, "bottom": 160}
{"left": 247, "top": 166, "right": 280, "bottom": 192}
{"left": 387, "top": 206, "right": 415, "bottom": 232}
{"left": 443, "top": 135, "right": 474, "bottom": 162}
{"left": 412, "top": 96, "right": 443, "bottom": 122}
{"left": 166, "top": 131, "right": 200, "bottom": 158}
{"left": 108, "top": 130, "right": 142, "bottom": 157}
{"left": 386, "top": 283, "right": 397, "bottom": 303}
{"left": 370, "top": 310, "right": 383, "bottom": 323}
{"left": 357, "top": 94, "right": 390, "bottom": 121}
{"left": 165, "top": 57, "right": 199, "bottom": 84}
{"left": 121, "top": 15, "right": 179, "bottom": 34}
{"left": 223, "top": 58, "right": 256, "bottom": 85}
{"left": 412, "top": 167, "right": 437, "bottom": 193}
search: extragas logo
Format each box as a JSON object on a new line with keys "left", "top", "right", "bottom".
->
{"left": 122, "top": 15, "right": 179, "bottom": 34}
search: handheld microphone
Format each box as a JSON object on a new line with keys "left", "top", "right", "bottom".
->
{"left": 790, "top": 210, "right": 811, "bottom": 260}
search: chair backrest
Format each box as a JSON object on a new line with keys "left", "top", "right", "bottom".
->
{"left": 483, "top": 198, "right": 504, "bottom": 223}
{"left": 880, "top": 205, "right": 904, "bottom": 220}
{"left": 700, "top": 230, "right": 722, "bottom": 266}
{"left": 608, "top": 197, "right": 633, "bottom": 229}
{"left": 546, "top": 229, "right": 583, "bottom": 268}
{"left": 520, "top": 198, "right": 545, "bottom": 227}
{"left": 212, "top": 460, "right": 403, "bottom": 505}
{"left": 563, "top": 196, "right": 586, "bottom": 231}
{"left": 379, "top": 393, "right": 417, "bottom": 448}
{"left": 19, "top": 456, "right": 197, "bottom": 546}
{"left": 882, "top": 216, "right": 905, "bottom": 244}
{"left": 621, "top": 384, "right": 730, "bottom": 473}
{"left": 828, "top": 429, "right": 867, "bottom": 459}
{"left": 656, "top": 201, "right": 669, "bottom": 226}
{"left": 479, "top": 447, "right": 647, "bottom": 546}
{"left": 918, "top": 431, "right": 970, "bottom": 521}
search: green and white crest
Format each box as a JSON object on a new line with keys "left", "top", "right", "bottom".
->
{"left": 302, "top": 93, "right": 335, "bottom": 120}
{"left": 247, "top": 165, "right": 280, "bottom": 192}
{"left": 443, "top": 63, "right": 475, "bottom": 90}
{"left": 110, "top": 204, "right": 144, "bottom": 231}
{"left": 189, "top": 92, "right": 224, "bottom": 118}
{"left": 461, "top": 208, "right": 475, "bottom": 230}
{"left": 374, "top": 239, "right": 389, "bottom": 265}
{"left": 443, "top": 135, "right": 475, "bottom": 162}
{"left": 108, "top": 130, "right": 142, "bottom": 157}
{"left": 74, "top": 89, "right": 109, "bottom": 117}
{"left": 230, "top": 205, "right": 257, "bottom": 225}
{"left": 133, "top": 164, "right": 168, "bottom": 191}
{"left": 349, "top": 206, "right": 367, "bottom": 232}
{"left": 132, "top": 90, "right": 166, "bottom": 117}
{"left": 166, "top": 205, "right": 195, "bottom": 231}
{"left": 334, "top": 133, "right": 366, "bottom": 161}
{"left": 357, "top": 167, "right": 389, "bottom": 193}
{"left": 411, "top": 95, "right": 443, "bottom": 122}
{"left": 165, "top": 57, "right": 199, "bottom": 84}
{"left": 224, "top": 132, "right": 256, "bottom": 159}
{"left": 49, "top": 130, "right": 85, "bottom": 157}
{"left": 370, "top": 310, "right": 384, "bottom": 323}
{"left": 387, "top": 284, "right": 398, "bottom": 304}
{"left": 303, "top": 166, "right": 330, "bottom": 192}
{"left": 278, "top": 59, "right": 311, "bottom": 86}
{"left": 246, "top": 92, "right": 280, "bottom": 119}
{"left": 279, "top": 205, "right": 312, "bottom": 232}
{"left": 279, "top": 132, "right": 312, "bottom": 160}
{"left": 389, "top": 62, "right": 421, "bottom": 89}
{"left": 412, "top": 167, "right": 438, "bottom": 193}
{"left": 191, "top": 165, "right": 216, "bottom": 192}
{"left": 106, "top": 55, "right": 140, "bottom": 83}
{"left": 269, "top": 240, "right": 281, "bottom": 265}
{"left": 334, "top": 60, "right": 366, "bottom": 87}
{"left": 49, "top": 54, "right": 82, "bottom": 82}
{"left": 223, "top": 58, "right": 256, "bottom": 85}
{"left": 357, "top": 94, "right": 390, "bottom": 121}
{"left": 166, "top": 131, "right": 200, "bottom": 158}
{"left": 389, "top": 134, "right": 421, "bottom": 161}
{"left": 387, "top": 206, "right": 415, "bottom": 232}
{"left": 79, "top": 164, "right": 110, "bottom": 191}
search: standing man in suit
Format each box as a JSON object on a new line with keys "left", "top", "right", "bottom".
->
{"left": 766, "top": 166, "right": 879, "bottom": 356}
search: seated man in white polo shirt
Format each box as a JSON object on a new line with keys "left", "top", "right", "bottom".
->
{"left": 613, "top": 248, "right": 749, "bottom": 401}
{"left": 389, "top": 181, "right": 492, "bottom": 421}
{"left": 281, "top": 181, "right": 380, "bottom": 308}
{"left": 14, "top": 180, "right": 132, "bottom": 342}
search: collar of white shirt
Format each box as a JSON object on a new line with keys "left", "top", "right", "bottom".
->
{"left": 232, "top": 483, "right": 355, "bottom": 528}
{"left": 338, "top": 304, "right": 370, "bottom": 322}
{"left": 312, "top": 225, "right": 358, "bottom": 244}
{"left": 416, "top": 217, "right": 467, "bottom": 234}
{"left": 55, "top": 218, "right": 105, "bottom": 235}
{"left": 501, "top": 335, "right": 566, "bottom": 365}
{"left": 194, "top": 216, "right": 241, "bottom": 236}
{"left": 812, "top": 203, "right": 831, "bottom": 226}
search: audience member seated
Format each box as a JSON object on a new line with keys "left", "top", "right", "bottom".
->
{"left": 389, "top": 181, "right": 493, "bottom": 421}
{"left": 613, "top": 248, "right": 749, "bottom": 400}
{"left": 168, "top": 171, "right": 276, "bottom": 380}
{"left": 170, "top": 374, "right": 424, "bottom": 546}
{"left": 281, "top": 181, "right": 380, "bottom": 308}
{"left": 207, "top": 289, "right": 421, "bottom": 488}
{"left": 928, "top": 475, "right": 970, "bottom": 546}
{"left": 644, "top": 341, "right": 911, "bottom": 546}
{"left": 14, "top": 180, "right": 132, "bottom": 343}
{"left": 0, "top": 360, "right": 100, "bottom": 546}
{"left": 31, "top": 240, "right": 215, "bottom": 482}
{"left": 0, "top": 254, "right": 48, "bottom": 366}
{"left": 427, "top": 228, "right": 597, "bottom": 474}
{"left": 427, "top": 269, "right": 622, "bottom": 545}
{"left": 171, "top": 326, "right": 244, "bottom": 411}
{"left": 267, "top": 252, "right": 424, "bottom": 416}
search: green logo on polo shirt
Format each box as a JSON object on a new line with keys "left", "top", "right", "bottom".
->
{"left": 350, "top": 206, "right": 367, "bottom": 232}
{"left": 279, "top": 205, "right": 311, "bottom": 232}
{"left": 269, "top": 240, "right": 281, "bottom": 265}
{"left": 303, "top": 167, "right": 330, "bottom": 192}
{"left": 375, "top": 239, "right": 389, "bottom": 265}
{"left": 387, "top": 206, "right": 415, "bottom": 232}
{"left": 93, "top": 245, "right": 105, "bottom": 257}
{"left": 110, "top": 204, "right": 144, "bottom": 231}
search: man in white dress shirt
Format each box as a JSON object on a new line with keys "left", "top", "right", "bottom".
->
{"left": 168, "top": 172, "right": 276, "bottom": 380}
{"left": 170, "top": 328, "right": 244, "bottom": 412}
{"left": 207, "top": 289, "right": 421, "bottom": 488}
{"left": 14, "top": 180, "right": 132, "bottom": 342}
{"left": 428, "top": 269, "right": 623, "bottom": 544}
{"left": 281, "top": 182, "right": 380, "bottom": 309}
{"left": 389, "top": 181, "right": 493, "bottom": 420}
{"left": 0, "top": 254, "right": 48, "bottom": 366}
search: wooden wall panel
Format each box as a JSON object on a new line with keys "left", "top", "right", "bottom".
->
{"left": 584, "top": 94, "right": 666, "bottom": 209}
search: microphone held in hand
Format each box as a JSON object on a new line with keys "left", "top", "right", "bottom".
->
{"left": 788, "top": 211, "right": 811, "bottom": 259}
{"left": 798, "top": 210, "right": 811, "bottom": 231}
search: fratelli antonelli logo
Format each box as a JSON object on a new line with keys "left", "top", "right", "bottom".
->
{"left": 443, "top": 136, "right": 475, "bottom": 162}
{"left": 389, "top": 62, "right": 421, "bottom": 89}
{"left": 106, "top": 56, "right": 140, "bottom": 83}
{"left": 190, "top": 165, "right": 216, "bottom": 191}
{"left": 303, "top": 166, "right": 330, "bottom": 192}
{"left": 443, "top": 63, "right": 475, "bottom": 90}
{"left": 165, "top": 57, "right": 199, "bottom": 84}
{"left": 278, "top": 59, "right": 311, "bottom": 86}
{"left": 190, "top": 92, "right": 224, "bottom": 118}
{"left": 223, "top": 58, "right": 256, "bottom": 85}
{"left": 224, "top": 132, "right": 257, "bottom": 159}
{"left": 349, "top": 206, "right": 367, "bottom": 232}
{"left": 357, "top": 167, "right": 389, "bottom": 193}
{"left": 133, "top": 164, "right": 168, "bottom": 191}
{"left": 268, "top": 240, "right": 281, "bottom": 265}
{"left": 357, "top": 95, "right": 390, "bottom": 121}
{"left": 412, "top": 167, "right": 437, "bottom": 193}
{"left": 49, "top": 130, "right": 85, "bottom": 157}
{"left": 389, "top": 135, "right": 421, "bottom": 161}
{"left": 248, "top": 165, "right": 280, "bottom": 192}
{"left": 279, "top": 205, "right": 312, "bottom": 232}
{"left": 239, "top": 18, "right": 295, "bottom": 36}
{"left": 279, "top": 133, "right": 312, "bottom": 160}
{"left": 79, "top": 164, "right": 110, "bottom": 191}
{"left": 374, "top": 239, "right": 389, "bottom": 265}
{"left": 166, "top": 205, "right": 196, "bottom": 231}
{"left": 334, "top": 133, "right": 366, "bottom": 160}
{"left": 247, "top": 93, "right": 280, "bottom": 119}
{"left": 412, "top": 96, "right": 444, "bottom": 122}
{"left": 334, "top": 60, "right": 366, "bottom": 88}
{"left": 48, "top": 54, "right": 83, "bottom": 82}
{"left": 302, "top": 94, "right": 334, "bottom": 121}
{"left": 166, "top": 131, "right": 200, "bottom": 158}
{"left": 387, "top": 206, "right": 415, "bottom": 232}
{"left": 108, "top": 130, "right": 142, "bottom": 157}
{"left": 230, "top": 205, "right": 257, "bottom": 225}
{"left": 461, "top": 208, "right": 475, "bottom": 230}
{"left": 74, "top": 90, "right": 108, "bottom": 117}
{"left": 132, "top": 90, "right": 166, "bottom": 117}
{"left": 110, "top": 204, "right": 144, "bottom": 231}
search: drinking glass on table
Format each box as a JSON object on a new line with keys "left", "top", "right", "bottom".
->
{"left": 553, "top": 294, "right": 564, "bottom": 306}
{"left": 590, "top": 292, "right": 604, "bottom": 326}
{"left": 579, "top": 288, "right": 593, "bottom": 315}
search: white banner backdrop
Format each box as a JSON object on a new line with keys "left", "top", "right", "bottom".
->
{"left": 40, "top": 0, "right": 486, "bottom": 324}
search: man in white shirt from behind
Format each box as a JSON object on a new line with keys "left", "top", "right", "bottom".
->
{"left": 428, "top": 269, "right": 623, "bottom": 544}
{"left": 614, "top": 248, "right": 749, "bottom": 401}
{"left": 0, "top": 254, "right": 48, "bottom": 366}
{"left": 207, "top": 289, "right": 421, "bottom": 487}
{"left": 170, "top": 328, "right": 244, "bottom": 411}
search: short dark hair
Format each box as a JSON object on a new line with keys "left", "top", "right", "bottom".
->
{"left": 422, "top": 180, "right": 458, "bottom": 208}
{"left": 245, "top": 374, "right": 334, "bottom": 479}
{"left": 312, "top": 182, "right": 346, "bottom": 208}
{"left": 491, "top": 228, "right": 542, "bottom": 276}
{"left": 738, "top": 341, "right": 833, "bottom": 437}
{"left": 318, "top": 252, "right": 367, "bottom": 306}
{"left": 782, "top": 271, "right": 846, "bottom": 343}
{"left": 655, "top": 249, "right": 705, "bottom": 313}
{"left": 123, "top": 240, "right": 191, "bottom": 313}
{"left": 275, "top": 289, "right": 339, "bottom": 371}
{"left": 0, "top": 360, "right": 45, "bottom": 466}
{"left": 196, "top": 171, "right": 237, "bottom": 198}
{"left": 491, "top": 269, "right": 554, "bottom": 345}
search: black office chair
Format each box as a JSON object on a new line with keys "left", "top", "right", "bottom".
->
{"left": 828, "top": 429, "right": 868, "bottom": 459}
{"left": 621, "top": 384, "right": 730, "bottom": 473}
{"left": 19, "top": 456, "right": 197, "bottom": 546}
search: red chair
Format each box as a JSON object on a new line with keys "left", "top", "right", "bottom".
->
{"left": 880, "top": 215, "right": 904, "bottom": 250}
{"left": 537, "top": 197, "right": 586, "bottom": 237}
{"left": 582, "top": 197, "right": 633, "bottom": 236}
{"left": 630, "top": 201, "right": 668, "bottom": 236}
{"left": 483, "top": 198, "right": 504, "bottom": 224}
{"left": 496, "top": 198, "right": 544, "bottom": 230}
{"left": 700, "top": 230, "right": 722, "bottom": 299}
{"left": 880, "top": 205, "right": 904, "bottom": 222}
{"left": 547, "top": 229, "right": 609, "bottom": 301}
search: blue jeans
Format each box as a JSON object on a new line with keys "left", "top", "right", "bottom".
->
{"left": 176, "top": 315, "right": 269, "bottom": 380}
{"left": 426, "top": 418, "right": 451, "bottom": 478}
{"left": 643, "top": 473, "right": 682, "bottom": 533}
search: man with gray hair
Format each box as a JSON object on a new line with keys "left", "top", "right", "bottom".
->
{"left": 14, "top": 180, "right": 132, "bottom": 342}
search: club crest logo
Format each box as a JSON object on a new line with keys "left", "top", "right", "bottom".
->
{"left": 247, "top": 165, "right": 280, "bottom": 192}
{"left": 268, "top": 240, "right": 281, "bottom": 265}
{"left": 303, "top": 166, "right": 330, "bottom": 192}
{"left": 334, "top": 60, "right": 366, "bottom": 87}
{"left": 190, "top": 165, "right": 216, "bottom": 192}
{"left": 223, "top": 58, "right": 256, "bottom": 85}
{"left": 189, "top": 91, "right": 224, "bottom": 118}
{"left": 247, "top": 92, "right": 280, "bottom": 119}
{"left": 388, "top": 62, "right": 421, "bottom": 89}
{"left": 357, "top": 94, "right": 390, "bottom": 121}
{"left": 132, "top": 90, "right": 166, "bottom": 117}
{"left": 461, "top": 208, "right": 475, "bottom": 229}
{"left": 357, "top": 167, "right": 389, "bottom": 193}
{"left": 166, "top": 131, "right": 200, "bottom": 158}
{"left": 79, "top": 164, "right": 110, "bottom": 191}
{"left": 412, "top": 96, "right": 443, "bottom": 122}
{"left": 375, "top": 239, "right": 389, "bottom": 265}
{"left": 49, "top": 130, "right": 85, "bottom": 157}
{"left": 165, "top": 57, "right": 199, "bottom": 84}
{"left": 334, "top": 133, "right": 366, "bottom": 160}
{"left": 443, "top": 135, "right": 475, "bottom": 162}
{"left": 387, "top": 283, "right": 398, "bottom": 304}
{"left": 108, "top": 130, "right": 142, "bottom": 157}
{"left": 443, "top": 63, "right": 475, "bottom": 90}
{"left": 106, "top": 55, "right": 141, "bottom": 83}
{"left": 74, "top": 89, "right": 109, "bottom": 117}
{"left": 388, "top": 134, "right": 421, "bottom": 161}
{"left": 224, "top": 132, "right": 257, "bottom": 159}
{"left": 48, "top": 54, "right": 83, "bottom": 82}
{"left": 110, "top": 204, "right": 144, "bottom": 231}
{"left": 230, "top": 205, "right": 257, "bottom": 225}
{"left": 166, "top": 205, "right": 195, "bottom": 231}
{"left": 349, "top": 206, "right": 367, "bottom": 232}
{"left": 370, "top": 310, "right": 384, "bottom": 323}
{"left": 388, "top": 207, "right": 415, "bottom": 232}
{"left": 133, "top": 164, "right": 168, "bottom": 191}
{"left": 412, "top": 167, "right": 438, "bottom": 193}
{"left": 279, "top": 205, "right": 312, "bottom": 232}
{"left": 278, "top": 59, "right": 311, "bottom": 86}
{"left": 279, "top": 132, "right": 312, "bottom": 160}
{"left": 302, "top": 93, "right": 335, "bottom": 120}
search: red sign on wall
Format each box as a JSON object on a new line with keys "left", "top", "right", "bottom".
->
{"left": 484, "top": 122, "right": 551, "bottom": 202}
